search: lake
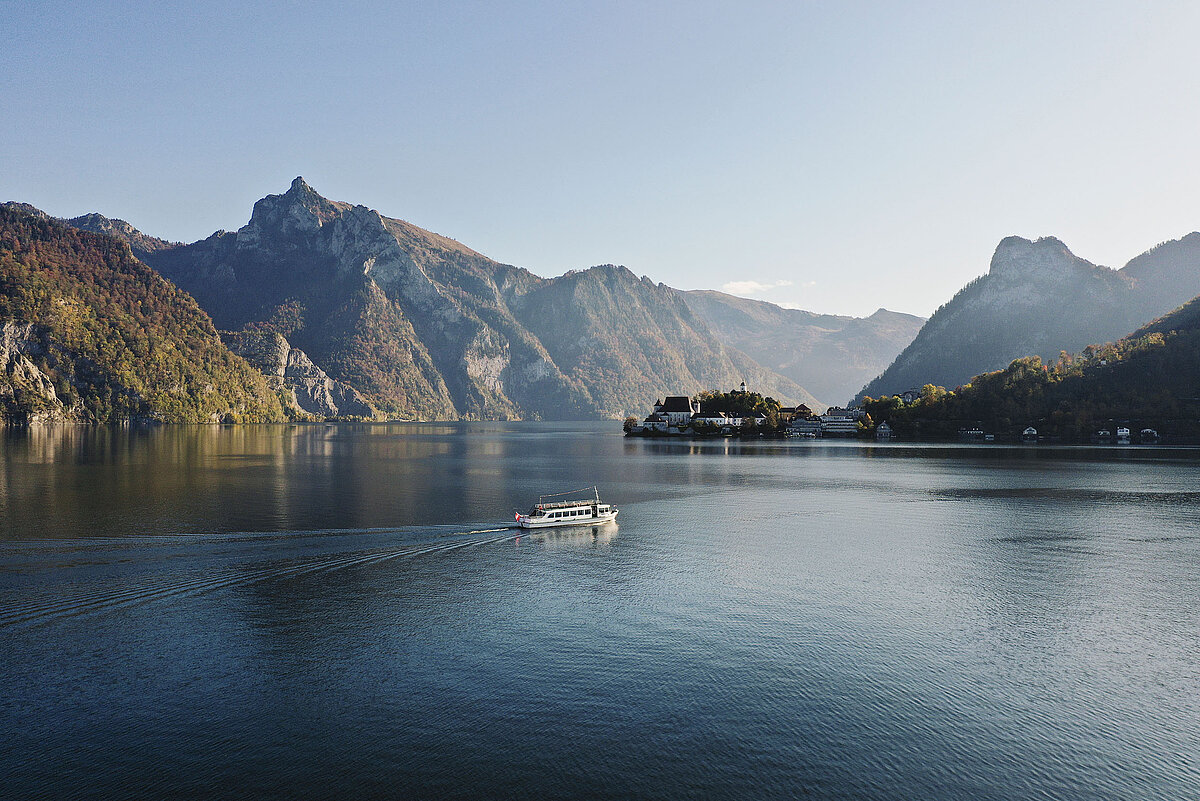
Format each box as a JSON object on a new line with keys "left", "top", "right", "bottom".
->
{"left": 2, "top": 423, "right": 1199, "bottom": 800}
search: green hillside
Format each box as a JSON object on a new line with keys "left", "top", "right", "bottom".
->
{"left": 862, "top": 297, "right": 1200, "bottom": 442}
{"left": 0, "top": 207, "right": 285, "bottom": 423}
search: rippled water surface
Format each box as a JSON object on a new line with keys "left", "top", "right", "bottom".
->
{"left": 3, "top": 423, "right": 1199, "bottom": 800}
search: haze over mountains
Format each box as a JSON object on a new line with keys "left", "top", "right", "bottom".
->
{"left": 682, "top": 292, "right": 924, "bottom": 405}
{"left": 858, "top": 234, "right": 1200, "bottom": 402}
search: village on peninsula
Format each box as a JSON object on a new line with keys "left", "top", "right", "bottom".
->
{"left": 623, "top": 382, "right": 884, "bottom": 439}
{"left": 624, "top": 382, "right": 1160, "bottom": 444}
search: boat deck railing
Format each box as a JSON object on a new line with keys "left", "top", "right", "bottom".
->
{"left": 534, "top": 500, "right": 604, "bottom": 511}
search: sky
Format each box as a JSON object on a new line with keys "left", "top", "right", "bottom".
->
{"left": 5, "top": 1, "right": 1200, "bottom": 318}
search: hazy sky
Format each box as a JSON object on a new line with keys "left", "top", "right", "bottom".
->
{"left": 6, "top": 1, "right": 1200, "bottom": 317}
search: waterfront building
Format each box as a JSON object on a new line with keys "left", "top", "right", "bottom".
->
{"left": 659, "top": 396, "right": 700, "bottom": 426}
{"left": 641, "top": 413, "right": 670, "bottom": 432}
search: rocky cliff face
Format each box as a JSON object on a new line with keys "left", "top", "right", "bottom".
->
{"left": 221, "top": 330, "right": 375, "bottom": 419}
{"left": 0, "top": 321, "right": 70, "bottom": 423}
{"left": 142, "top": 178, "right": 819, "bottom": 418}
{"left": 682, "top": 291, "right": 924, "bottom": 406}
{"left": 857, "top": 233, "right": 1200, "bottom": 401}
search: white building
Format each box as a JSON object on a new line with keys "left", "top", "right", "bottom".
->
{"left": 640, "top": 412, "right": 670, "bottom": 432}
{"left": 658, "top": 396, "right": 700, "bottom": 426}
{"left": 820, "top": 413, "right": 858, "bottom": 435}
{"left": 691, "top": 411, "right": 739, "bottom": 428}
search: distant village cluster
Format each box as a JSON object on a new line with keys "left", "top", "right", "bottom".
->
{"left": 626, "top": 384, "right": 1161, "bottom": 445}
{"left": 626, "top": 382, "right": 885, "bottom": 438}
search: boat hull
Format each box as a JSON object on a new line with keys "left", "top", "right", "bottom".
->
{"left": 517, "top": 510, "right": 618, "bottom": 529}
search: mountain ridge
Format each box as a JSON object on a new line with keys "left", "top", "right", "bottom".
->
{"left": 862, "top": 288, "right": 1200, "bottom": 442}
{"left": 856, "top": 232, "right": 1200, "bottom": 402}
{"left": 682, "top": 290, "right": 924, "bottom": 405}
{"left": 126, "top": 178, "right": 824, "bottom": 418}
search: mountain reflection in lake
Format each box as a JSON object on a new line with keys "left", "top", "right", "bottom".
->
{"left": 3, "top": 423, "right": 1199, "bottom": 800}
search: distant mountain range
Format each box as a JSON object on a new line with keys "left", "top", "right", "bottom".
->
{"left": 681, "top": 291, "right": 924, "bottom": 405}
{"left": 47, "top": 178, "right": 929, "bottom": 419}
{"left": 857, "top": 234, "right": 1200, "bottom": 402}
{"left": 14, "top": 176, "right": 1195, "bottom": 427}
{"left": 0, "top": 179, "right": 904, "bottom": 421}
{"left": 125, "top": 178, "right": 831, "bottom": 419}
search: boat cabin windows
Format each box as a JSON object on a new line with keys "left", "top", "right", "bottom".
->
{"left": 533, "top": 502, "right": 613, "bottom": 521}
{"left": 543, "top": 507, "right": 599, "bottom": 519}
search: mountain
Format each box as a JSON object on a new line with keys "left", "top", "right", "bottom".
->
{"left": 0, "top": 206, "right": 285, "bottom": 423}
{"left": 856, "top": 234, "right": 1200, "bottom": 402}
{"left": 221, "top": 329, "right": 375, "bottom": 419}
{"left": 66, "top": 212, "right": 179, "bottom": 259}
{"left": 134, "top": 177, "right": 820, "bottom": 419}
{"left": 862, "top": 291, "right": 1200, "bottom": 442}
{"left": 682, "top": 291, "right": 924, "bottom": 405}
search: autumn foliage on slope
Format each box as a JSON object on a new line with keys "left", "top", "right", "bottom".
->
{"left": 0, "top": 207, "right": 285, "bottom": 423}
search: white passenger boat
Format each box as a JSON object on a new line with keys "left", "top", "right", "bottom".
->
{"left": 515, "top": 486, "right": 618, "bottom": 529}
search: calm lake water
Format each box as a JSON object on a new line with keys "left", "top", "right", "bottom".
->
{"left": 2, "top": 423, "right": 1199, "bottom": 800}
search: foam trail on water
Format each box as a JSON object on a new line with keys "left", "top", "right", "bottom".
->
{"left": 1, "top": 528, "right": 523, "bottom": 629}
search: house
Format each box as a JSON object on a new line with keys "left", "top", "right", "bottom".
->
{"left": 641, "top": 412, "right": 670, "bottom": 432}
{"left": 659, "top": 396, "right": 699, "bottom": 426}
{"left": 788, "top": 418, "right": 822, "bottom": 436}
{"left": 899, "top": 389, "right": 920, "bottom": 403}
{"left": 824, "top": 406, "right": 865, "bottom": 422}
{"left": 819, "top": 413, "right": 858, "bottom": 436}
{"left": 692, "top": 410, "right": 739, "bottom": 428}
{"left": 876, "top": 421, "right": 893, "bottom": 439}
{"left": 777, "top": 404, "right": 812, "bottom": 424}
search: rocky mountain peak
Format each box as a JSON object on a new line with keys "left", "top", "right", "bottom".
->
{"left": 241, "top": 178, "right": 348, "bottom": 245}
{"left": 987, "top": 235, "right": 1097, "bottom": 284}
{"left": 1, "top": 201, "right": 50, "bottom": 220}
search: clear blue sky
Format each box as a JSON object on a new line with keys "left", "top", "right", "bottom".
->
{"left": 6, "top": 1, "right": 1200, "bottom": 317}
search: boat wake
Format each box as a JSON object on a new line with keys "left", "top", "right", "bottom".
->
{"left": 0, "top": 526, "right": 521, "bottom": 630}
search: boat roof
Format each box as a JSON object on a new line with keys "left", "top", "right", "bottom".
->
{"left": 536, "top": 499, "right": 606, "bottom": 510}
{"left": 532, "top": 486, "right": 606, "bottom": 510}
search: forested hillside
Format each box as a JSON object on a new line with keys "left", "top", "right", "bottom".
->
{"left": 0, "top": 207, "right": 285, "bottom": 423}
{"left": 862, "top": 295, "right": 1200, "bottom": 442}
{"left": 858, "top": 234, "right": 1200, "bottom": 402}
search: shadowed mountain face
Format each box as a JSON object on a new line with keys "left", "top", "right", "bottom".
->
{"left": 136, "top": 178, "right": 819, "bottom": 419}
{"left": 682, "top": 291, "right": 924, "bottom": 406}
{"left": 863, "top": 288, "right": 1200, "bottom": 442}
{"left": 856, "top": 234, "right": 1200, "bottom": 402}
